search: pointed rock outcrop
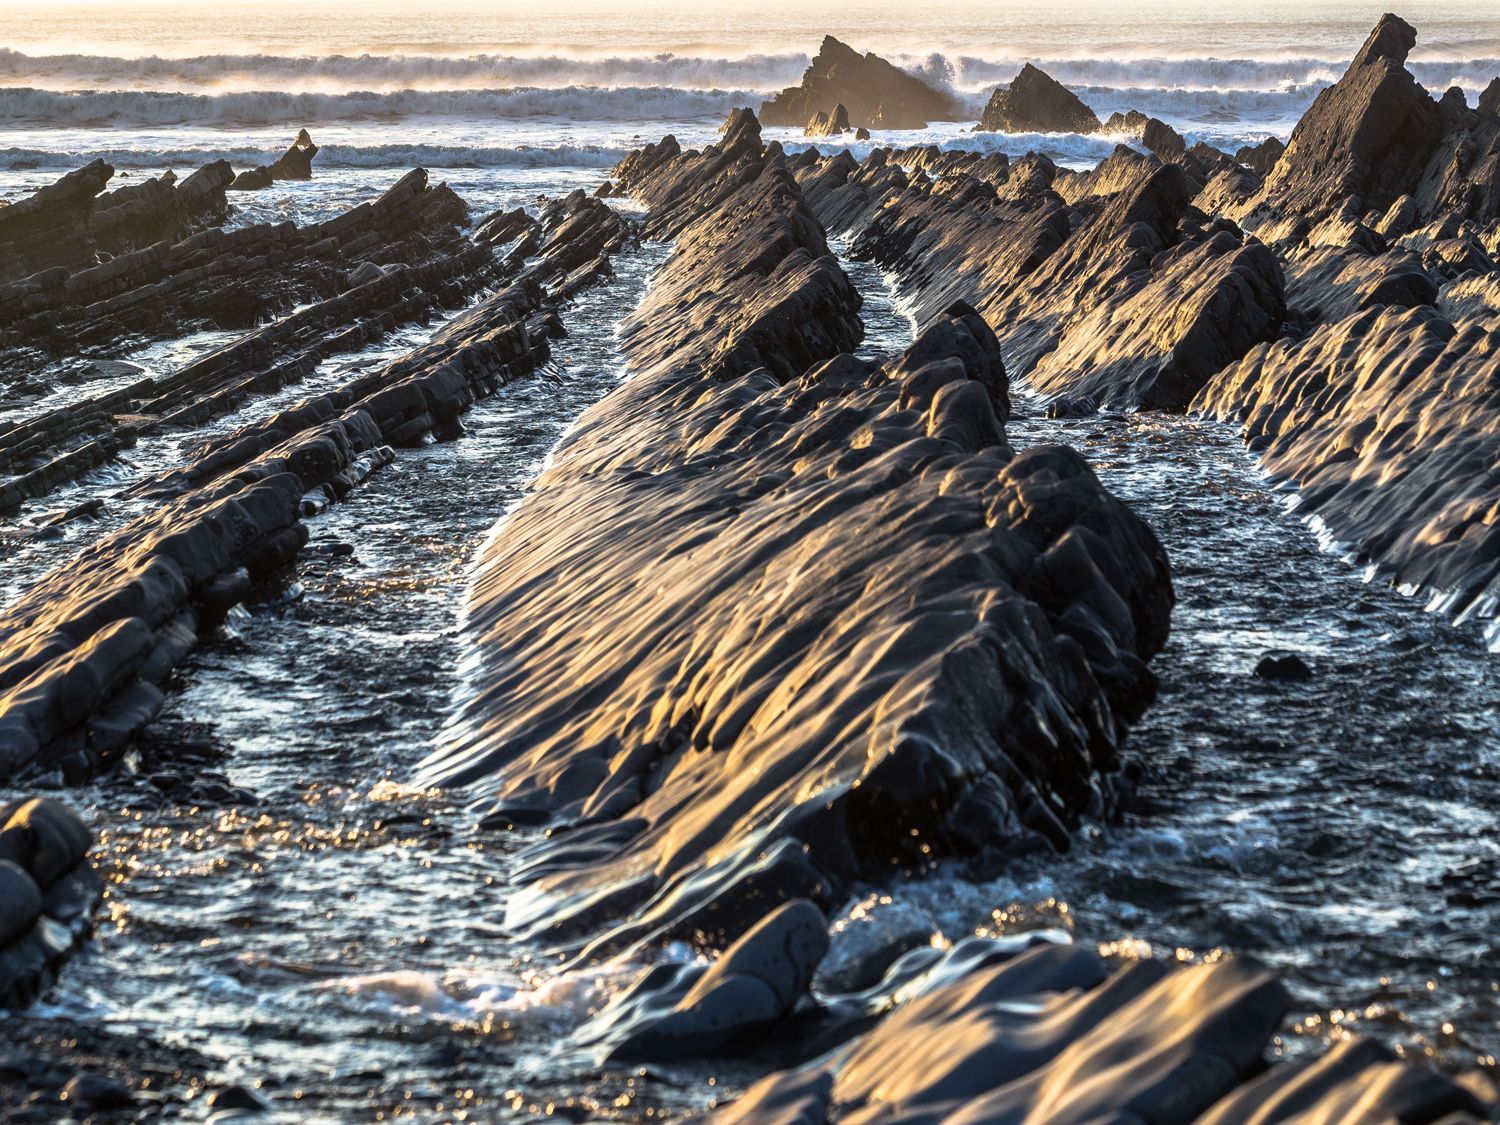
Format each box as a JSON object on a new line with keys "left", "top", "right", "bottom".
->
{"left": 978, "top": 64, "right": 1102, "bottom": 134}
{"left": 760, "top": 36, "right": 963, "bottom": 131}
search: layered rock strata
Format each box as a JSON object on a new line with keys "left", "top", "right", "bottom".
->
{"left": 0, "top": 170, "right": 519, "bottom": 516}
{"left": 0, "top": 167, "right": 471, "bottom": 379}
{"left": 702, "top": 926, "right": 1490, "bottom": 1123}
{"left": 794, "top": 144, "right": 1285, "bottom": 410}
{"left": 1235, "top": 14, "right": 1500, "bottom": 227}
{"left": 1194, "top": 305, "right": 1500, "bottom": 636}
{"left": 760, "top": 37, "right": 963, "bottom": 130}
{"left": 0, "top": 158, "right": 233, "bottom": 284}
{"left": 0, "top": 188, "right": 633, "bottom": 786}
{"left": 423, "top": 112, "right": 1173, "bottom": 964}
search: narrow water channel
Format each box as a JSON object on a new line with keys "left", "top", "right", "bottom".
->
{"left": 5, "top": 242, "right": 691, "bottom": 1121}
{"left": 838, "top": 244, "right": 1500, "bottom": 1076}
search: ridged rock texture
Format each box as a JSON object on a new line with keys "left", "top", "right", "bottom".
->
{"left": 760, "top": 36, "right": 964, "bottom": 131}
{"left": 1194, "top": 305, "right": 1500, "bottom": 636}
{"left": 0, "top": 165, "right": 475, "bottom": 380}
{"left": 423, "top": 111, "right": 1174, "bottom": 961}
{"left": 0, "top": 169, "right": 507, "bottom": 516}
{"left": 1236, "top": 13, "right": 1500, "bottom": 226}
{"left": 709, "top": 935, "right": 1491, "bottom": 1124}
{"left": 0, "top": 158, "right": 232, "bottom": 284}
{"left": 978, "top": 64, "right": 1102, "bottom": 134}
{"left": 783, "top": 15, "right": 1499, "bottom": 631}
{"left": 794, "top": 144, "right": 1285, "bottom": 411}
{"left": 0, "top": 184, "right": 635, "bottom": 788}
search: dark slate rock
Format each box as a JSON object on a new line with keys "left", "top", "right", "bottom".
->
{"left": 420, "top": 114, "right": 1172, "bottom": 962}
{"left": 1254, "top": 651, "right": 1315, "bottom": 681}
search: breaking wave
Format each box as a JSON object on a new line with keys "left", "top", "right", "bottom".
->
{"left": 2, "top": 46, "right": 1494, "bottom": 98}
{"left": 0, "top": 48, "right": 808, "bottom": 94}
{"left": 0, "top": 86, "right": 758, "bottom": 126}
{"left": 0, "top": 141, "right": 631, "bottom": 171}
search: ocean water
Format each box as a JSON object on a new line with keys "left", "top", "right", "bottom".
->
{"left": 1, "top": 0, "right": 1497, "bottom": 197}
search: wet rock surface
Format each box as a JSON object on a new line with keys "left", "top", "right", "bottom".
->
{"left": 1195, "top": 304, "right": 1500, "bottom": 641}
{"left": 0, "top": 798, "right": 100, "bottom": 1010}
{"left": 795, "top": 145, "right": 1285, "bottom": 411}
{"left": 0, "top": 15, "right": 1497, "bottom": 1122}
{"left": 0, "top": 175, "right": 634, "bottom": 789}
{"left": 424, "top": 112, "right": 1174, "bottom": 964}
{"left": 228, "top": 128, "right": 320, "bottom": 191}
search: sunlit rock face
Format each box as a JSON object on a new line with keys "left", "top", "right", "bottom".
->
{"left": 1194, "top": 304, "right": 1500, "bottom": 634}
{"left": 795, "top": 145, "right": 1285, "bottom": 412}
{"left": 759, "top": 36, "right": 964, "bottom": 131}
{"left": 711, "top": 946, "right": 1491, "bottom": 1124}
{"left": 1235, "top": 13, "right": 1500, "bottom": 227}
{"left": 424, "top": 112, "right": 1173, "bottom": 958}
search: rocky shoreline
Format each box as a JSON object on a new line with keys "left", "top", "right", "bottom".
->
{"left": 0, "top": 10, "right": 1497, "bottom": 1121}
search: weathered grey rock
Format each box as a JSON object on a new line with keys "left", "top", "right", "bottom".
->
{"left": 978, "top": 64, "right": 1102, "bottom": 134}
{"left": 760, "top": 36, "right": 963, "bottom": 130}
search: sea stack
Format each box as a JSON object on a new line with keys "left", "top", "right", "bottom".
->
{"left": 229, "top": 129, "right": 321, "bottom": 191}
{"left": 978, "top": 63, "right": 1102, "bottom": 133}
{"left": 761, "top": 36, "right": 963, "bottom": 130}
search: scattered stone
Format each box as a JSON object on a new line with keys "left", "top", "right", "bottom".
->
{"left": 228, "top": 129, "right": 320, "bottom": 191}
{"left": 207, "top": 1083, "right": 272, "bottom": 1111}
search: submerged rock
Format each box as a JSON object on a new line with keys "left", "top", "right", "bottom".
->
{"left": 760, "top": 36, "right": 963, "bottom": 130}
{"left": 978, "top": 64, "right": 1102, "bottom": 134}
{"left": 1254, "top": 651, "right": 1314, "bottom": 681}
{"left": 579, "top": 900, "right": 828, "bottom": 1061}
